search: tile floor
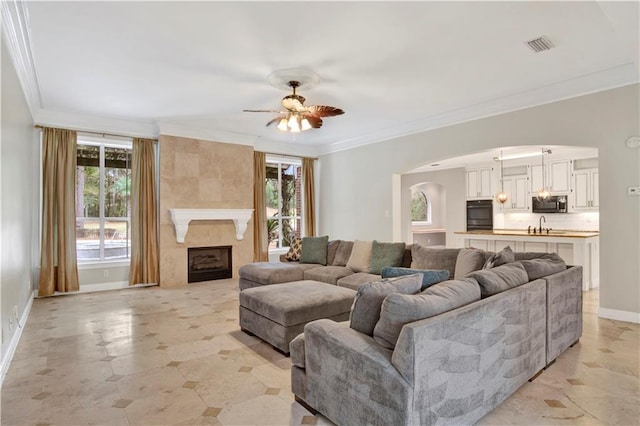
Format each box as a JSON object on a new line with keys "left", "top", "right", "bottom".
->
{"left": 1, "top": 279, "right": 638, "bottom": 425}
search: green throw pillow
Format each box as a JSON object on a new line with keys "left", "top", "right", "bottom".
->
{"left": 381, "top": 267, "right": 449, "bottom": 290}
{"left": 369, "top": 240, "right": 406, "bottom": 275}
{"left": 299, "top": 235, "right": 329, "bottom": 265}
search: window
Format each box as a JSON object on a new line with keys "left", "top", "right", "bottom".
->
{"left": 411, "top": 190, "right": 432, "bottom": 224}
{"left": 76, "top": 140, "right": 132, "bottom": 262}
{"left": 265, "top": 156, "right": 302, "bottom": 249}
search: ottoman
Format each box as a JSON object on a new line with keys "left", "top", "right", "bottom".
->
{"left": 239, "top": 280, "right": 356, "bottom": 354}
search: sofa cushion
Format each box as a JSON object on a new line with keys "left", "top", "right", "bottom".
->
{"left": 239, "top": 262, "right": 317, "bottom": 285}
{"left": 284, "top": 236, "right": 302, "bottom": 261}
{"left": 454, "top": 248, "right": 487, "bottom": 278}
{"left": 326, "top": 240, "right": 341, "bottom": 266}
{"left": 483, "top": 245, "right": 515, "bottom": 269}
{"left": 300, "top": 235, "right": 329, "bottom": 265}
{"left": 349, "top": 274, "right": 423, "bottom": 336}
{"left": 369, "top": 240, "right": 406, "bottom": 275}
{"left": 304, "top": 266, "right": 354, "bottom": 285}
{"left": 467, "top": 261, "right": 529, "bottom": 298}
{"left": 346, "top": 240, "right": 373, "bottom": 272}
{"left": 337, "top": 272, "right": 382, "bottom": 290}
{"left": 519, "top": 252, "right": 566, "bottom": 280}
{"left": 410, "top": 245, "right": 461, "bottom": 278}
{"left": 332, "top": 240, "right": 354, "bottom": 266}
{"left": 289, "top": 333, "right": 306, "bottom": 368}
{"left": 381, "top": 267, "right": 449, "bottom": 290}
{"left": 373, "top": 278, "right": 481, "bottom": 349}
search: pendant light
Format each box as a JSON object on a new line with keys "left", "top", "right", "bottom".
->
{"left": 536, "top": 147, "right": 550, "bottom": 201}
{"left": 495, "top": 150, "right": 509, "bottom": 204}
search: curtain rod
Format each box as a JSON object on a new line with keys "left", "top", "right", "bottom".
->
{"left": 262, "top": 151, "right": 318, "bottom": 160}
{"left": 33, "top": 124, "right": 156, "bottom": 141}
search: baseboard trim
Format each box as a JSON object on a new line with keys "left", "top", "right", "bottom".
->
{"left": 0, "top": 290, "right": 36, "bottom": 385}
{"left": 598, "top": 307, "right": 640, "bottom": 324}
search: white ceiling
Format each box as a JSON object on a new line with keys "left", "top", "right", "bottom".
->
{"left": 3, "top": 1, "right": 639, "bottom": 156}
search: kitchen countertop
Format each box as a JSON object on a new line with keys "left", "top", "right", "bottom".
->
{"left": 454, "top": 229, "right": 599, "bottom": 238}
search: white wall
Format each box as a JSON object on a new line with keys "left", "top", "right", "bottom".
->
{"left": 1, "top": 35, "right": 38, "bottom": 371}
{"left": 319, "top": 84, "right": 640, "bottom": 319}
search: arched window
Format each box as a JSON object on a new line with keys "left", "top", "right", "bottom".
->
{"left": 411, "top": 190, "right": 431, "bottom": 224}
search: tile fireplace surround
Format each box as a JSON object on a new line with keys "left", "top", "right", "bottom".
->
{"left": 159, "top": 135, "right": 253, "bottom": 287}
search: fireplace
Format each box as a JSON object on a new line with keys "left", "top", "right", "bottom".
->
{"left": 187, "top": 246, "right": 232, "bottom": 283}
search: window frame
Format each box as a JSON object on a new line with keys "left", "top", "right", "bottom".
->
{"left": 265, "top": 155, "right": 304, "bottom": 251}
{"left": 76, "top": 135, "right": 133, "bottom": 265}
{"left": 410, "top": 189, "right": 432, "bottom": 226}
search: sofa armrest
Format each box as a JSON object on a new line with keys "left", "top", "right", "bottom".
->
{"left": 302, "top": 319, "right": 413, "bottom": 425}
{"left": 544, "top": 265, "right": 583, "bottom": 363}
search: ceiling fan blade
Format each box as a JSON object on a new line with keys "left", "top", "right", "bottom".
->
{"left": 266, "top": 116, "right": 286, "bottom": 127}
{"left": 243, "top": 109, "right": 284, "bottom": 113}
{"left": 306, "top": 105, "right": 345, "bottom": 117}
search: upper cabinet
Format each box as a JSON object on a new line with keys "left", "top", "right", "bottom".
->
{"left": 500, "top": 165, "right": 529, "bottom": 211}
{"left": 572, "top": 158, "right": 599, "bottom": 211}
{"left": 466, "top": 167, "right": 493, "bottom": 199}
{"left": 547, "top": 160, "right": 572, "bottom": 193}
{"left": 530, "top": 159, "right": 572, "bottom": 195}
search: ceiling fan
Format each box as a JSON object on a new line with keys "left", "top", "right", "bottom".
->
{"left": 244, "top": 80, "right": 344, "bottom": 133}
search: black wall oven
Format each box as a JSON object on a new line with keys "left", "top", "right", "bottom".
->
{"left": 466, "top": 200, "right": 493, "bottom": 231}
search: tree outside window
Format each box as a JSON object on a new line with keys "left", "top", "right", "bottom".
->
{"left": 411, "top": 190, "right": 431, "bottom": 224}
{"left": 265, "top": 158, "right": 302, "bottom": 249}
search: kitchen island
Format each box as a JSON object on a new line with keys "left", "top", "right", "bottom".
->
{"left": 454, "top": 229, "right": 599, "bottom": 290}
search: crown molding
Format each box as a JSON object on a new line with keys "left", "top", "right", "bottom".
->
{"left": 317, "top": 63, "right": 640, "bottom": 156}
{"left": 157, "top": 121, "right": 257, "bottom": 146}
{"left": 1, "top": 0, "right": 42, "bottom": 116}
{"left": 253, "top": 137, "right": 319, "bottom": 158}
{"left": 35, "top": 109, "right": 157, "bottom": 139}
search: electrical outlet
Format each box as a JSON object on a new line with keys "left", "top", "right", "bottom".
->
{"left": 103, "top": 270, "right": 109, "bottom": 278}
{"left": 13, "top": 305, "right": 18, "bottom": 320}
{"left": 8, "top": 317, "right": 13, "bottom": 331}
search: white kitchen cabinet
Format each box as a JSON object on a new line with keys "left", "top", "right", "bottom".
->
{"left": 530, "top": 160, "right": 572, "bottom": 195}
{"left": 502, "top": 176, "right": 529, "bottom": 211}
{"left": 466, "top": 167, "right": 493, "bottom": 199}
{"left": 572, "top": 168, "right": 599, "bottom": 210}
{"left": 548, "top": 160, "right": 572, "bottom": 193}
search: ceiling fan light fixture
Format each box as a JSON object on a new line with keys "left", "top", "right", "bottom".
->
{"left": 300, "top": 117, "right": 312, "bottom": 131}
{"left": 288, "top": 115, "right": 300, "bottom": 132}
{"left": 277, "top": 118, "right": 288, "bottom": 131}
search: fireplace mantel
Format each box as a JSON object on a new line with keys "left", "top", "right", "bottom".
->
{"left": 169, "top": 208, "right": 254, "bottom": 243}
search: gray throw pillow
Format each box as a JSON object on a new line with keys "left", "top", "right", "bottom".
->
{"left": 299, "top": 235, "right": 329, "bottom": 265}
{"left": 381, "top": 267, "right": 449, "bottom": 290}
{"left": 349, "top": 274, "right": 423, "bottom": 336}
{"left": 483, "top": 245, "right": 515, "bottom": 269}
{"left": 467, "top": 261, "right": 529, "bottom": 298}
{"left": 369, "top": 240, "right": 406, "bottom": 275}
{"left": 332, "top": 240, "right": 354, "bottom": 266}
{"left": 373, "top": 278, "right": 481, "bottom": 349}
{"left": 454, "top": 248, "right": 487, "bottom": 278}
{"left": 410, "top": 244, "right": 461, "bottom": 277}
{"left": 519, "top": 252, "right": 566, "bottom": 281}
{"left": 326, "top": 240, "right": 341, "bottom": 266}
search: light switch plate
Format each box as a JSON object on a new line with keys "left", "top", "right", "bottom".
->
{"left": 628, "top": 186, "right": 640, "bottom": 196}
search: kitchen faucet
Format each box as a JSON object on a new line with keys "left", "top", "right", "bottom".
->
{"left": 539, "top": 215, "right": 546, "bottom": 233}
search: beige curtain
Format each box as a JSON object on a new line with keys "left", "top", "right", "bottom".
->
{"left": 129, "top": 138, "right": 159, "bottom": 285}
{"left": 38, "top": 127, "right": 79, "bottom": 296}
{"left": 253, "top": 151, "right": 269, "bottom": 261}
{"left": 302, "top": 157, "right": 316, "bottom": 237}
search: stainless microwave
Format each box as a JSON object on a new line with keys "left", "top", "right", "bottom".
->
{"left": 532, "top": 195, "right": 568, "bottom": 213}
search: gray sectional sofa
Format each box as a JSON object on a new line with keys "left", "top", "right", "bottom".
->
{"left": 239, "top": 240, "right": 583, "bottom": 425}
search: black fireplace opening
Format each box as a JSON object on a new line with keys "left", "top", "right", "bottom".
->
{"left": 188, "top": 246, "right": 232, "bottom": 283}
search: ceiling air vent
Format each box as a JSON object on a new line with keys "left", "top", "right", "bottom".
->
{"left": 526, "top": 36, "right": 553, "bottom": 53}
